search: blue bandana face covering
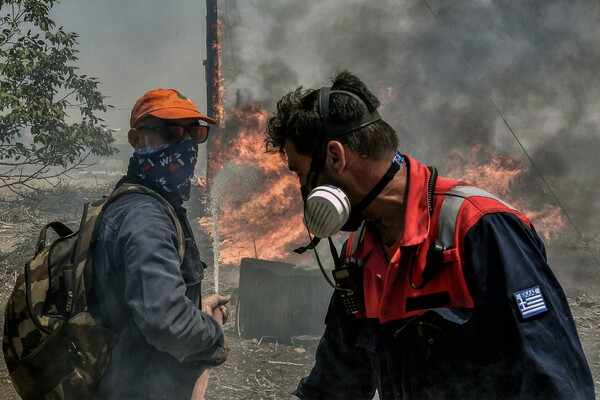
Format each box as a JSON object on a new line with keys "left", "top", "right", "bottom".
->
{"left": 128, "top": 139, "right": 198, "bottom": 201}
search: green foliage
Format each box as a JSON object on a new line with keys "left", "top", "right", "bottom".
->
{"left": 0, "top": 0, "right": 115, "bottom": 194}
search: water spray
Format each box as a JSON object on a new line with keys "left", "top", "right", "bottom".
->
{"left": 207, "top": 162, "right": 262, "bottom": 293}
{"left": 211, "top": 200, "right": 220, "bottom": 294}
{"left": 208, "top": 169, "right": 227, "bottom": 295}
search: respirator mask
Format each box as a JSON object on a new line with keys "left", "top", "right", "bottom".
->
{"left": 303, "top": 184, "right": 352, "bottom": 239}
{"left": 298, "top": 87, "right": 403, "bottom": 241}
{"left": 302, "top": 150, "right": 404, "bottom": 238}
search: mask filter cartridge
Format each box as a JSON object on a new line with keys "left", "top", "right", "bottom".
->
{"left": 303, "top": 185, "right": 351, "bottom": 238}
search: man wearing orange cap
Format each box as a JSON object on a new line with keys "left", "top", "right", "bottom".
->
{"left": 89, "top": 89, "right": 230, "bottom": 399}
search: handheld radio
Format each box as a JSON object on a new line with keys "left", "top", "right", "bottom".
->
{"left": 332, "top": 261, "right": 366, "bottom": 315}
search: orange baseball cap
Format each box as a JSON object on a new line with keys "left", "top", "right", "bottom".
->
{"left": 130, "top": 89, "right": 217, "bottom": 128}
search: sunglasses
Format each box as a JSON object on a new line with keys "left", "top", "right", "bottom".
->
{"left": 137, "top": 123, "right": 210, "bottom": 144}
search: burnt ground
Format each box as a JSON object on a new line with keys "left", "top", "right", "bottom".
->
{"left": 0, "top": 184, "right": 598, "bottom": 399}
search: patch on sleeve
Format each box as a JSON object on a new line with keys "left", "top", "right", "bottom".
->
{"left": 513, "top": 285, "right": 548, "bottom": 320}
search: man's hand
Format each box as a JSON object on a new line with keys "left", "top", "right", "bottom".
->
{"left": 201, "top": 294, "right": 231, "bottom": 365}
{"left": 202, "top": 294, "right": 231, "bottom": 325}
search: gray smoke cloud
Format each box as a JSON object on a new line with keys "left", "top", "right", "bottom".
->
{"left": 219, "top": 0, "right": 600, "bottom": 251}
{"left": 51, "top": 0, "right": 212, "bottom": 134}
{"left": 47, "top": 0, "right": 599, "bottom": 288}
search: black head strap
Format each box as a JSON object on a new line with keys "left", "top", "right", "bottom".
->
{"left": 305, "top": 88, "right": 383, "bottom": 195}
{"left": 318, "top": 87, "right": 381, "bottom": 137}
{"left": 352, "top": 154, "right": 401, "bottom": 214}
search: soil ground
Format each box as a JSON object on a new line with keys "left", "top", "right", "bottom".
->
{"left": 0, "top": 184, "right": 598, "bottom": 399}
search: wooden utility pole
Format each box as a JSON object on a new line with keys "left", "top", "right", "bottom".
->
{"left": 204, "top": 0, "right": 220, "bottom": 188}
{"left": 192, "top": 4, "right": 221, "bottom": 399}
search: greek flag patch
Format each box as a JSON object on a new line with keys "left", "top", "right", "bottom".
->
{"left": 514, "top": 286, "right": 548, "bottom": 320}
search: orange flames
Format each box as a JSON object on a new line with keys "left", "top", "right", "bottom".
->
{"left": 200, "top": 15, "right": 311, "bottom": 266}
{"left": 200, "top": 120, "right": 565, "bottom": 267}
{"left": 200, "top": 17, "right": 563, "bottom": 266}
{"left": 444, "top": 144, "right": 565, "bottom": 240}
{"left": 199, "top": 102, "right": 309, "bottom": 266}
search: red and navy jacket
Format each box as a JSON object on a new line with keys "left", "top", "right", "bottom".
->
{"left": 347, "top": 155, "right": 532, "bottom": 323}
{"left": 293, "top": 155, "right": 594, "bottom": 400}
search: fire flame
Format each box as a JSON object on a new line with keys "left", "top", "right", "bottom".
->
{"left": 200, "top": 118, "right": 564, "bottom": 267}
{"left": 200, "top": 18, "right": 563, "bottom": 267}
{"left": 444, "top": 144, "right": 565, "bottom": 240}
{"left": 199, "top": 102, "right": 308, "bottom": 266}
{"left": 200, "top": 14, "right": 310, "bottom": 266}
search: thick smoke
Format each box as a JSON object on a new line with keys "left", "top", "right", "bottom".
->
{"left": 219, "top": 0, "right": 600, "bottom": 247}
{"left": 48, "top": 0, "right": 599, "bottom": 288}
{"left": 51, "top": 0, "right": 213, "bottom": 131}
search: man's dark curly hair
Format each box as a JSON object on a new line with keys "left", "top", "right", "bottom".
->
{"left": 265, "top": 71, "right": 398, "bottom": 161}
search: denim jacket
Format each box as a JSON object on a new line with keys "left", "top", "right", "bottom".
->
{"left": 89, "top": 182, "right": 225, "bottom": 400}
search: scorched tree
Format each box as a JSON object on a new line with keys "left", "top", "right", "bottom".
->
{"left": 0, "top": 0, "right": 114, "bottom": 196}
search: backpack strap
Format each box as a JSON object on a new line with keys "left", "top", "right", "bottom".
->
{"left": 35, "top": 222, "right": 73, "bottom": 255}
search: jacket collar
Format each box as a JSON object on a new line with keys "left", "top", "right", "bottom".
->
{"left": 399, "top": 155, "right": 431, "bottom": 247}
{"left": 116, "top": 173, "right": 184, "bottom": 210}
